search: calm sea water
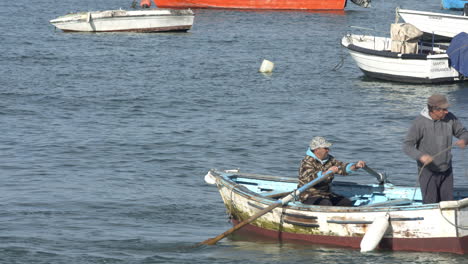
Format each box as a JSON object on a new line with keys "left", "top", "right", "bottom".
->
{"left": 1, "top": 0, "right": 467, "bottom": 263}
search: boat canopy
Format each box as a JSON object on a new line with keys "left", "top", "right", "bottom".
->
{"left": 390, "top": 23, "right": 423, "bottom": 54}
{"left": 447, "top": 32, "right": 468, "bottom": 77}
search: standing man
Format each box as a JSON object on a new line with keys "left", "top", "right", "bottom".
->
{"left": 298, "top": 136, "right": 366, "bottom": 206}
{"left": 403, "top": 94, "right": 468, "bottom": 204}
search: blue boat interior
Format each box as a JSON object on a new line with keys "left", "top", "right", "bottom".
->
{"left": 225, "top": 173, "right": 468, "bottom": 207}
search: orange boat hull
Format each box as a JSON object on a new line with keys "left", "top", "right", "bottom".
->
{"left": 153, "top": 0, "right": 347, "bottom": 10}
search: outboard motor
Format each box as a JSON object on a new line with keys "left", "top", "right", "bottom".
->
{"left": 350, "top": 0, "right": 371, "bottom": 8}
{"left": 464, "top": 3, "right": 468, "bottom": 16}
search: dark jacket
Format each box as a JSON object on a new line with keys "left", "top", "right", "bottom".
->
{"left": 403, "top": 107, "right": 468, "bottom": 172}
{"left": 298, "top": 152, "right": 350, "bottom": 201}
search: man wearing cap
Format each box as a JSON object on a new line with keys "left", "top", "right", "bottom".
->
{"left": 403, "top": 93, "right": 468, "bottom": 204}
{"left": 298, "top": 136, "right": 366, "bottom": 206}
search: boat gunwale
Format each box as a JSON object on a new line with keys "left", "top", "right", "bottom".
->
{"left": 343, "top": 42, "right": 447, "bottom": 61}
{"left": 397, "top": 8, "right": 468, "bottom": 20}
{"left": 211, "top": 170, "right": 442, "bottom": 213}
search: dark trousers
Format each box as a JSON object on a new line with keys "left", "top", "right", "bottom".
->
{"left": 303, "top": 194, "right": 353, "bottom": 206}
{"left": 419, "top": 166, "right": 453, "bottom": 204}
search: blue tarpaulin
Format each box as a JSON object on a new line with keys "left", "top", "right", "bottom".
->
{"left": 447, "top": 32, "right": 468, "bottom": 77}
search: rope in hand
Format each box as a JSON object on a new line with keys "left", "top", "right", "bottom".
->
{"left": 464, "top": 146, "right": 468, "bottom": 178}
{"left": 411, "top": 145, "right": 454, "bottom": 202}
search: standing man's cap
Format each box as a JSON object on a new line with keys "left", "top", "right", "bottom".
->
{"left": 428, "top": 94, "right": 450, "bottom": 109}
{"left": 309, "top": 136, "right": 332, "bottom": 150}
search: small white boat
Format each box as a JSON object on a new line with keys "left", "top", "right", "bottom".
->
{"left": 341, "top": 33, "right": 466, "bottom": 84}
{"left": 50, "top": 9, "right": 194, "bottom": 33}
{"left": 396, "top": 8, "right": 468, "bottom": 39}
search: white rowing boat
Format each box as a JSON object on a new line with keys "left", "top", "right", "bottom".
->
{"left": 50, "top": 8, "right": 194, "bottom": 33}
{"left": 205, "top": 169, "right": 468, "bottom": 254}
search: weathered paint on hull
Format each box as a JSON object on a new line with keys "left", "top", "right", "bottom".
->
{"left": 153, "top": 0, "right": 346, "bottom": 10}
{"left": 232, "top": 220, "right": 468, "bottom": 254}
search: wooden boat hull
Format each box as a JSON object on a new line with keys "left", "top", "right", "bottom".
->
{"left": 50, "top": 9, "right": 194, "bottom": 33}
{"left": 233, "top": 219, "right": 468, "bottom": 253}
{"left": 153, "top": 0, "right": 347, "bottom": 10}
{"left": 206, "top": 169, "right": 468, "bottom": 254}
{"left": 341, "top": 34, "right": 465, "bottom": 84}
{"left": 397, "top": 8, "right": 468, "bottom": 39}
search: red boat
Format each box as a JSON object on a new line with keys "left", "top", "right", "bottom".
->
{"left": 139, "top": 0, "right": 370, "bottom": 10}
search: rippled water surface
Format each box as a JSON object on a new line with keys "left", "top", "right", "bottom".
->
{"left": 1, "top": 0, "right": 468, "bottom": 263}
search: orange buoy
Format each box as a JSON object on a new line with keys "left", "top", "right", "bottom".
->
{"left": 140, "top": 0, "right": 151, "bottom": 8}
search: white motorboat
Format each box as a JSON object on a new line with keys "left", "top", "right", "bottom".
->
{"left": 50, "top": 8, "right": 194, "bottom": 33}
{"left": 341, "top": 33, "right": 466, "bottom": 84}
{"left": 396, "top": 8, "right": 468, "bottom": 39}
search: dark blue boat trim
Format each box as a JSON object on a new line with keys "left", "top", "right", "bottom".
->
{"left": 283, "top": 213, "right": 318, "bottom": 220}
{"left": 390, "top": 217, "right": 424, "bottom": 221}
{"left": 327, "top": 220, "right": 373, "bottom": 224}
{"left": 283, "top": 219, "right": 320, "bottom": 228}
{"left": 248, "top": 202, "right": 268, "bottom": 211}
{"left": 328, "top": 217, "right": 424, "bottom": 224}
{"left": 360, "top": 69, "right": 458, "bottom": 84}
{"left": 347, "top": 44, "right": 428, "bottom": 60}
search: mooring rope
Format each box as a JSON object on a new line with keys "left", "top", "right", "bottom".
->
{"left": 331, "top": 55, "right": 345, "bottom": 71}
{"left": 464, "top": 147, "right": 468, "bottom": 178}
{"left": 439, "top": 206, "right": 468, "bottom": 229}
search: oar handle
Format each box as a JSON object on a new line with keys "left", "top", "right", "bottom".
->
{"left": 199, "top": 171, "right": 334, "bottom": 246}
{"left": 363, "top": 165, "right": 386, "bottom": 184}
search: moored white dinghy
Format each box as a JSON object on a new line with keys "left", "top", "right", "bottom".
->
{"left": 50, "top": 8, "right": 194, "bottom": 33}
{"left": 396, "top": 7, "right": 468, "bottom": 39}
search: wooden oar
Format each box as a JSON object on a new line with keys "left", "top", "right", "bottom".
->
{"left": 199, "top": 171, "right": 334, "bottom": 246}
{"left": 362, "top": 165, "right": 386, "bottom": 184}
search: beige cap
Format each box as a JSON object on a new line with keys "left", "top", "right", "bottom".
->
{"left": 428, "top": 94, "right": 450, "bottom": 109}
{"left": 309, "top": 136, "right": 332, "bottom": 150}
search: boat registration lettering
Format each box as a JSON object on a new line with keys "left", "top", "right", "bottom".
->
{"left": 431, "top": 60, "right": 449, "bottom": 72}
{"left": 428, "top": 16, "right": 442, "bottom": 20}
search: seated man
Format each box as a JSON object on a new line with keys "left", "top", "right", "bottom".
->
{"left": 298, "top": 136, "right": 366, "bottom": 206}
